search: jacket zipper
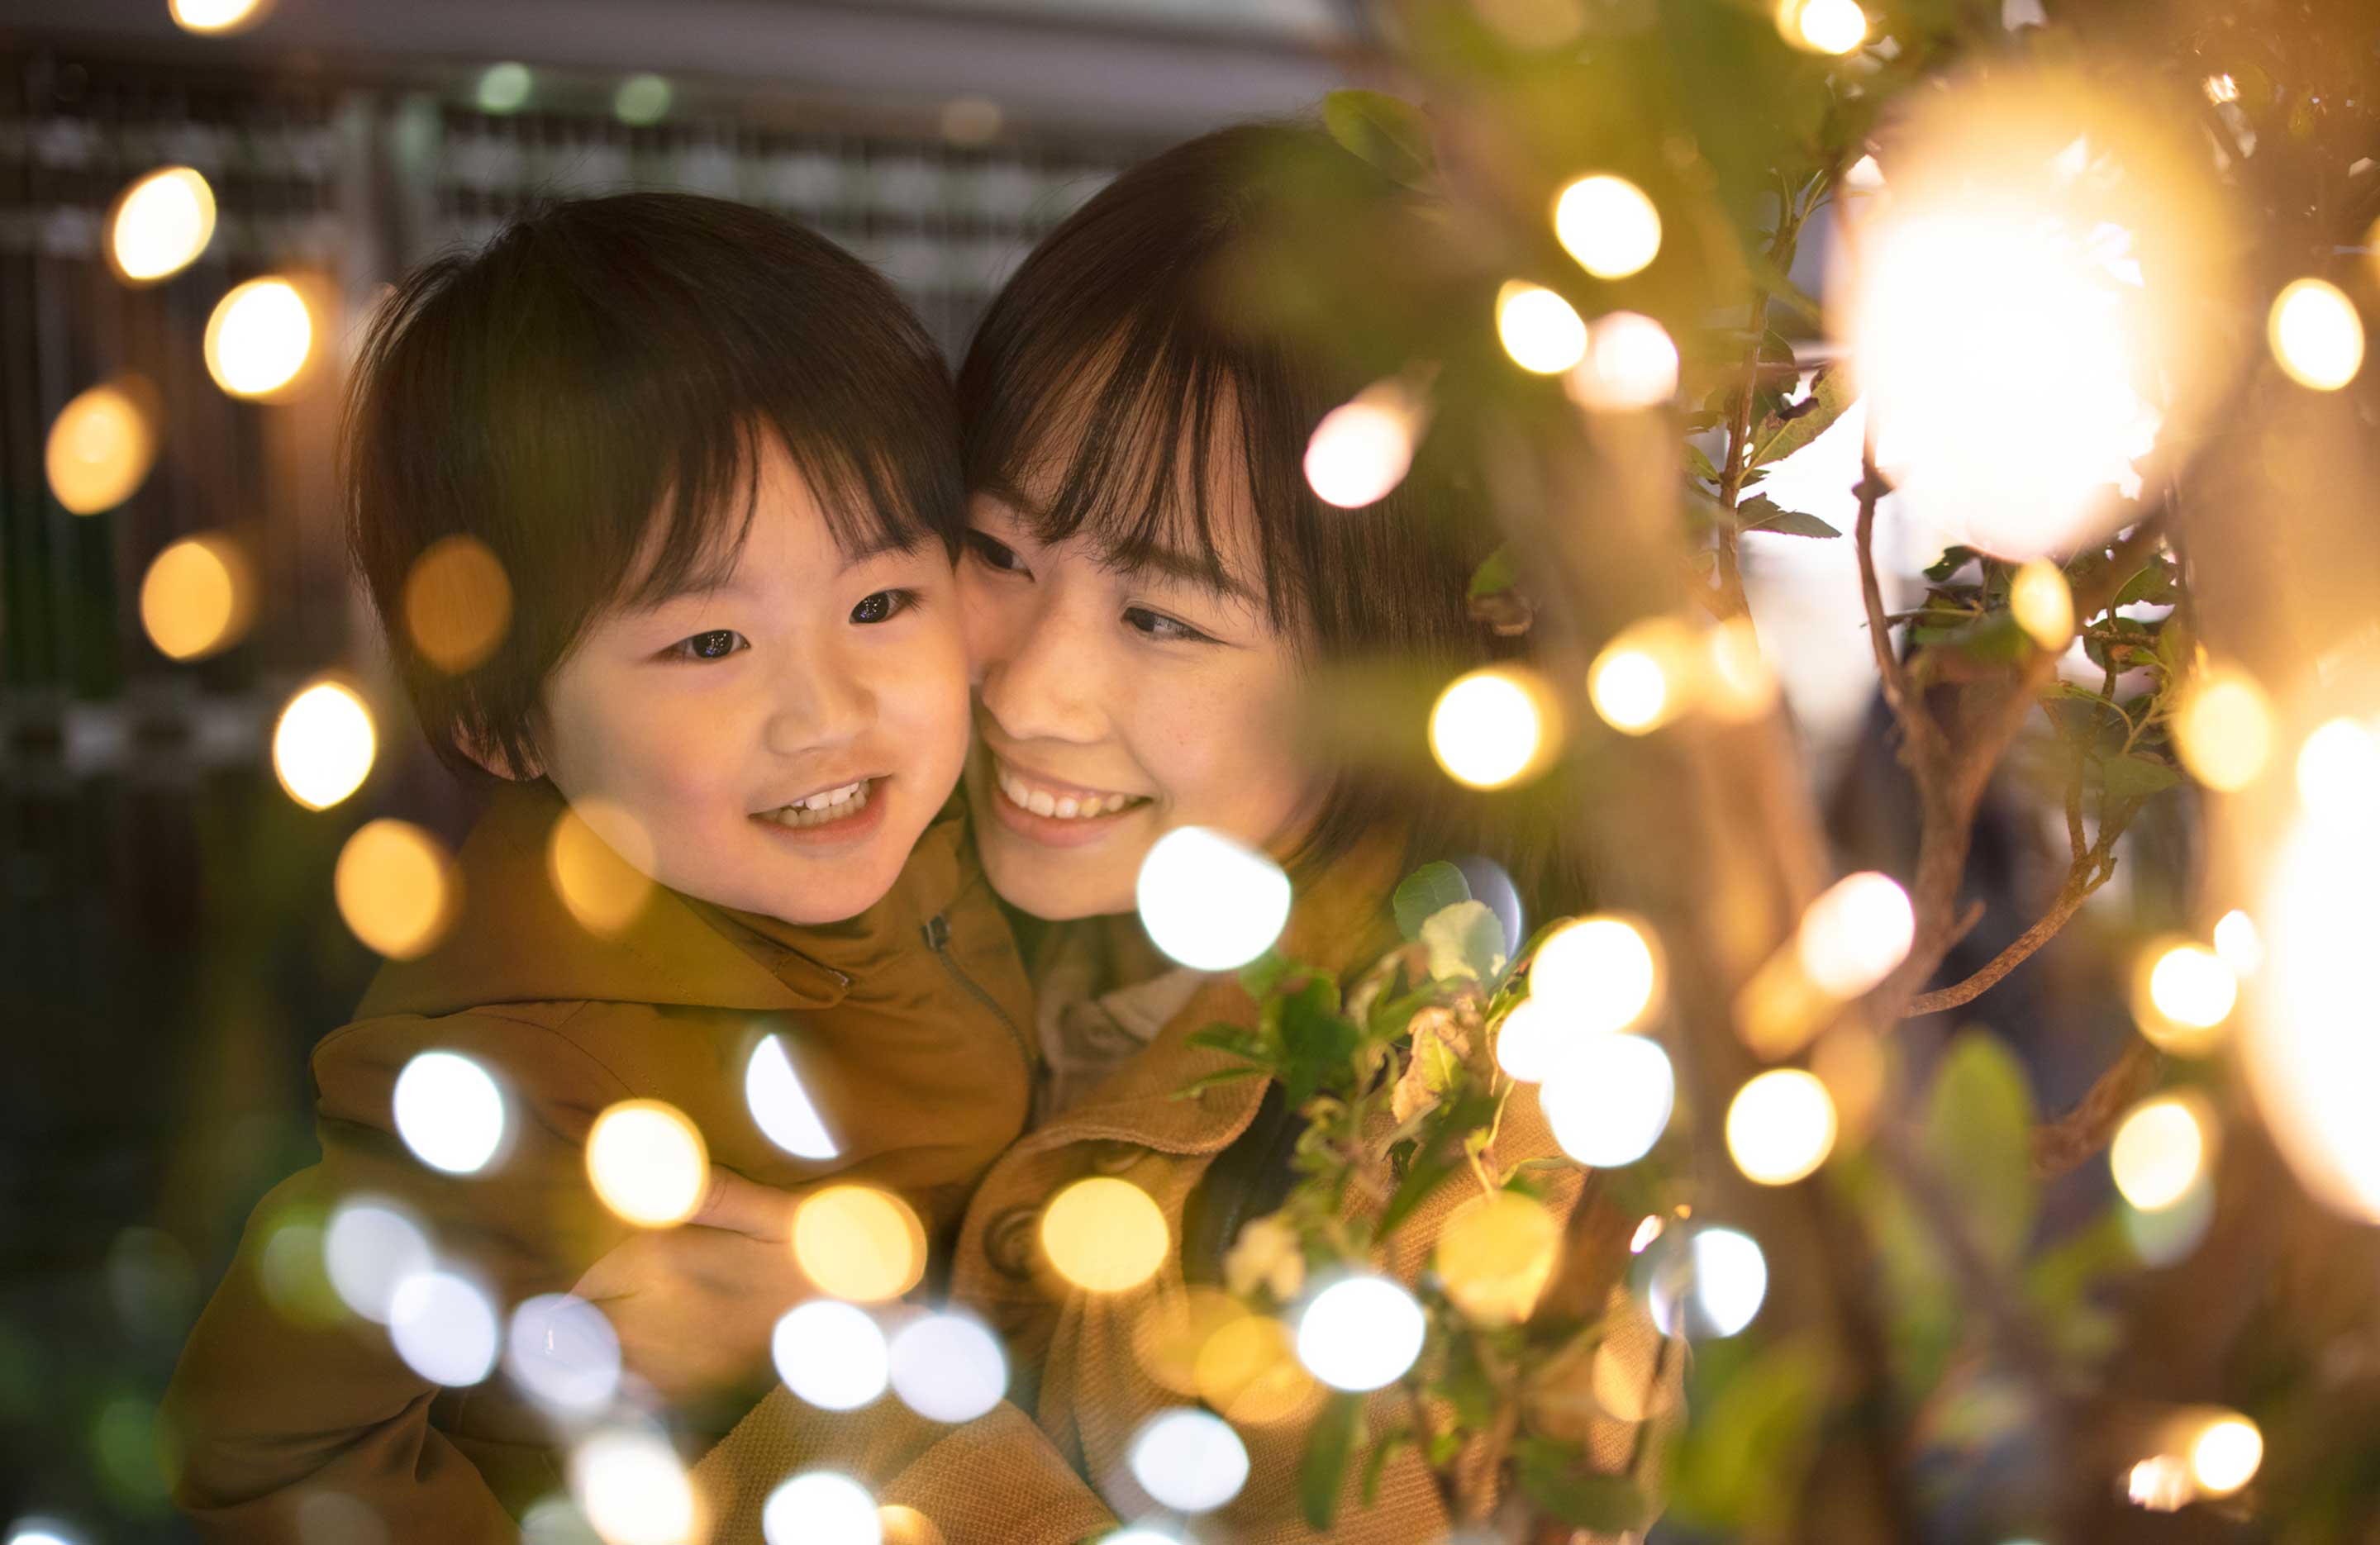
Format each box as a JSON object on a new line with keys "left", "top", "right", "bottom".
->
{"left": 922, "top": 913, "right": 1035, "bottom": 1076}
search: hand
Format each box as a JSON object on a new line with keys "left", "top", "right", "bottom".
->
{"left": 571, "top": 1167, "right": 812, "bottom": 1406}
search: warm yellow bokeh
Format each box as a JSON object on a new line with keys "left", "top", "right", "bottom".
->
{"left": 1530, "top": 915, "right": 1659, "bottom": 1034}
{"left": 2111, "top": 1094, "right": 2211, "bottom": 1212}
{"left": 2268, "top": 278, "right": 2363, "bottom": 392}
{"left": 2211, "top": 907, "right": 2263, "bottom": 977}
{"left": 205, "top": 278, "right": 314, "bottom": 398}
{"left": 1132, "top": 1286, "right": 1248, "bottom": 1398}
{"left": 1194, "top": 1313, "right": 1318, "bottom": 1426}
{"left": 2187, "top": 1413, "right": 2263, "bottom": 1496}
{"left": 1795, "top": 872, "right": 1914, "bottom": 999}
{"left": 793, "top": 1186, "right": 927, "bottom": 1303}
{"left": 2009, "top": 559, "right": 2075, "bottom": 650}
{"left": 1565, "top": 311, "right": 1679, "bottom": 411}
{"left": 1726, "top": 1068, "right": 1840, "bottom": 1186}
{"left": 1495, "top": 281, "right": 1588, "bottom": 374}
{"left": 1430, "top": 667, "right": 1558, "bottom": 788}
{"left": 586, "top": 1101, "right": 708, "bottom": 1228}
{"left": 169, "top": 0, "right": 269, "bottom": 33}
{"left": 877, "top": 1505, "right": 947, "bottom": 1545}
{"left": 1434, "top": 1191, "right": 1561, "bottom": 1325}
{"left": 570, "top": 1429, "right": 703, "bottom": 1545}
{"left": 1701, "top": 616, "right": 1780, "bottom": 722}
{"left": 108, "top": 167, "right": 217, "bottom": 283}
{"left": 1778, "top": 0, "right": 1866, "bottom": 53}
{"left": 1304, "top": 380, "right": 1422, "bottom": 509}
{"left": 334, "top": 820, "right": 460, "bottom": 960}
{"left": 2295, "top": 717, "right": 2380, "bottom": 818}
{"left": 140, "top": 533, "right": 255, "bottom": 661}
{"left": 1552, "top": 174, "right": 1661, "bottom": 280}
{"left": 1589, "top": 616, "right": 1697, "bottom": 734}
{"left": 272, "top": 680, "right": 375, "bottom": 811}
{"left": 2172, "top": 665, "right": 2273, "bottom": 792}
{"left": 2130, "top": 939, "right": 2237, "bottom": 1056}
{"left": 1040, "top": 1177, "right": 1169, "bottom": 1293}
{"left": 547, "top": 801, "right": 657, "bottom": 936}
{"left": 47, "top": 379, "right": 158, "bottom": 516}
{"left": 403, "top": 535, "right": 514, "bottom": 673}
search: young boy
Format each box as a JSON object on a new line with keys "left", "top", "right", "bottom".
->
{"left": 162, "top": 194, "right": 1039, "bottom": 1539}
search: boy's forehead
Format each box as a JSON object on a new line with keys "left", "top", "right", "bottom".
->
{"left": 620, "top": 437, "right": 916, "bottom": 611}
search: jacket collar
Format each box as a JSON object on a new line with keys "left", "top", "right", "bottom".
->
{"left": 355, "top": 779, "right": 965, "bottom": 1021}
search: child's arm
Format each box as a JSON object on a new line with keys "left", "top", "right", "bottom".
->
{"left": 163, "top": 1009, "right": 635, "bottom": 1541}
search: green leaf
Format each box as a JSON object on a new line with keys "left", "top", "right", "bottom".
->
{"left": 1321, "top": 89, "right": 1435, "bottom": 190}
{"left": 1735, "top": 495, "right": 1841, "bottom": 539}
{"left": 1301, "top": 1390, "right": 1366, "bottom": 1531}
{"left": 1393, "top": 862, "right": 1471, "bottom": 942}
{"left": 1442, "top": 1331, "right": 1497, "bottom": 1429}
{"left": 1279, "top": 977, "right": 1360, "bottom": 1110}
{"left": 2112, "top": 554, "right": 2180, "bottom": 610}
{"left": 1465, "top": 546, "right": 1518, "bottom": 601}
{"left": 1922, "top": 1032, "right": 2039, "bottom": 1268}
{"left": 1377, "top": 1087, "right": 1497, "bottom": 1238}
{"left": 1421, "top": 899, "right": 1508, "bottom": 984}
{"left": 1172, "top": 1066, "right": 1269, "bottom": 1100}
{"left": 1358, "top": 1429, "right": 1409, "bottom": 1508}
{"left": 2099, "top": 753, "right": 2182, "bottom": 801}
{"left": 1685, "top": 442, "right": 1723, "bottom": 485}
{"left": 1749, "top": 365, "right": 1854, "bottom": 468}
{"left": 1515, "top": 1438, "right": 1654, "bottom": 1533}
{"left": 1924, "top": 544, "right": 1983, "bottom": 582}
{"left": 1187, "top": 1023, "right": 1273, "bottom": 1067}
{"left": 1238, "top": 950, "right": 1296, "bottom": 1003}
{"left": 1668, "top": 1336, "right": 1834, "bottom": 1531}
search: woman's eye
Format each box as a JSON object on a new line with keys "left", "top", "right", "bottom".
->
{"left": 668, "top": 629, "right": 747, "bottom": 662}
{"left": 850, "top": 589, "right": 916, "bottom": 625}
{"left": 964, "top": 530, "right": 1027, "bottom": 576}
{"left": 1124, "top": 606, "right": 1212, "bottom": 644}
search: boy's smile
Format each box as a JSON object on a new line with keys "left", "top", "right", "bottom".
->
{"left": 528, "top": 436, "right": 970, "bottom": 925}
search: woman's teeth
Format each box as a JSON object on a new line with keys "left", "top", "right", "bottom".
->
{"left": 995, "top": 765, "right": 1140, "bottom": 820}
{"left": 765, "top": 779, "right": 870, "bottom": 829}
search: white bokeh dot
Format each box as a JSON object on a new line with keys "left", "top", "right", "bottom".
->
{"left": 1295, "top": 1276, "right": 1425, "bottom": 1391}
{"left": 323, "top": 1199, "right": 431, "bottom": 1323}
{"left": 1135, "top": 828, "right": 1292, "bottom": 971}
{"left": 393, "top": 1051, "right": 507, "bottom": 1175}
{"left": 762, "top": 1472, "right": 880, "bottom": 1545}
{"left": 745, "top": 1035, "right": 839, "bottom": 1161}
{"left": 773, "top": 1300, "right": 889, "bottom": 1411}
{"left": 1127, "top": 1409, "right": 1250, "bottom": 1514}
{"left": 888, "top": 1313, "right": 1007, "bottom": 1424}
{"left": 388, "top": 1270, "right": 500, "bottom": 1386}
{"left": 506, "top": 1294, "right": 622, "bottom": 1415}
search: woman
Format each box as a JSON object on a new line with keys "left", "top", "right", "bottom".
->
{"left": 698, "top": 124, "right": 1673, "bottom": 1543}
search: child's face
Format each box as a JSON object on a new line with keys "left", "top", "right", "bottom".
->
{"left": 534, "top": 437, "right": 969, "bottom": 925}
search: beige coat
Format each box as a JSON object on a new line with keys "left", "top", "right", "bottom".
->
{"left": 698, "top": 851, "right": 1678, "bottom": 1543}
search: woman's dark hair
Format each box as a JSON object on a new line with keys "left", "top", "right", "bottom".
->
{"left": 958, "top": 124, "right": 1582, "bottom": 916}
{"left": 346, "top": 191, "right": 962, "bottom": 782}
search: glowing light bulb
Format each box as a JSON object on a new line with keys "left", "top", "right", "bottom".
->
{"left": 1541, "top": 1032, "right": 1674, "bottom": 1166}
{"left": 168, "top": 0, "right": 267, "bottom": 34}
{"left": 322, "top": 1198, "right": 430, "bottom": 1323}
{"left": 764, "top": 1474, "right": 880, "bottom": 1545}
{"left": 1552, "top": 174, "right": 1661, "bottom": 280}
{"left": 1565, "top": 311, "right": 1679, "bottom": 411}
{"left": 773, "top": 1300, "right": 889, "bottom": 1410}
{"left": 745, "top": 1034, "right": 839, "bottom": 1160}
{"left": 47, "top": 379, "right": 156, "bottom": 515}
{"left": 204, "top": 278, "right": 312, "bottom": 398}
{"left": 793, "top": 1186, "right": 926, "bottom": 1303}
{"left": 1135, "top": 827, "right": 1292, "bottom": 970}
{"left": 1530, "top": 915, "right": 1658, "bottom": 1034}
{"left": 569, "top": 1429, "right": 698, "bottom": 1545}
{"left": 2297, "top": 718, "right": 2380, "bottom": 820}
{"left": 2173, "top": 666, "right": 2273, "bottom": 792}
{"left": 888, "top": 1313, "right": 1007, "bottom": 1423}
{"left": 1496, "top": 281, "right": 1588, "bottom": 374}
{"left": 1649, "top": 1226, "right": 1768, "bottom": 1338}
{"left": 272, "top": 681, "right": 375, "bottom": 810}
{"left": 1589, "top": 616, "right": 1697, "bottom": 733}
{"left": 1040, "top": 1177, "right": 1169, "bottom": 1293}
{"left": 1433, "top": 1191, "right": 1560, "bottom": 1325}
{"left": 1304, "top": 380, "right": 1421, "bottom": 509}
{"left": 2111, "top": 1095, "right": 2209, "bottom": 1211}
{"left": 140, "top": 533, "right": 253, "bottom": 660}
{"left": 1430, "top": 667, "right": 1554, "bottom": 787}
{"left": 1726, "top": 1069, "right": 1839, "bottom": 1185}
{"left": 1296, "top": 1276, "right": 1424, "bottom": 1390}
{"left": 2009, "top": 559, "right": 2074, "bottom": 650}
{"left": 2187, "top": 1414, "right": 2262, "bottom": 1495}
{"left": 1780, "top": 0, "right": 1867, "bottom": 54}
{"left": 585, "top": 1101, "right": 707, "bottom": 1227}
{"left": 2128, "top": 1452, "right": 2192, "bottom": 1511}
{"left": 2131, "top": 940, "right": 2236, "bottom": 1056}
{"left": 2268, "top": 278, "right": 2363, "bottom": 391}
{"left": 336, "top": 819, "right": 459, "bottom": 961}
{"left": 1127, "top": 1410, "right": 1249, "bottom": 1514}
{"left": 403, "top": 535, "right": 512, "bottom": 674}
{"left": 108, "top": 167, "right": 216, "bottom": 283}
{"left": 393, "top": 1050, "right": 506, "bottom": 1174}
{"left": 2211, "top": 908, "right": 2263, "bottom": 977}
{"left": 1795, "top": 872, "right": 1913, "bottom": 999}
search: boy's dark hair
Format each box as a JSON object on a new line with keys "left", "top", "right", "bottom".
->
{"left": 346, "top": 192, "right": 961, "bottom": 782}
{"left": 957, "top": 125, "right": 1584, "bottom": 915}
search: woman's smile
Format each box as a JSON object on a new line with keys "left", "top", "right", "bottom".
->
{"left": 974, "top": 747, "right": 1155, "bottom": 850}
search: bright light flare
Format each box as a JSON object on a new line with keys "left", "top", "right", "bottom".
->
{"left": 1726, "top": 1069, "right": 1839, "bottom": 1185}
{"left": 1135, "top": 826, "right": 1292, "bottom": 970}
{"left": 1040, "top": 1177, "right": 1169, "bottom": 1293}
{"left": 570, "top": 1430, "right": 699, "bottom": 1545}
{"left": 2009, "top": 559, "right": 2075, "bottom": 650}
{"left": 1552, "top": 174, "right": 1661, "bottom": 280}
{"left": 1304, "top": 379, "right": 1423, "bottom": 509}
{"left": 774, "top": 1300, "right": 889, "bottom": 1411}
{"left": 140, "top": 533, "right": 254, "bottom": 660}
{"left": 335, "top": 819, "right": 460, "bottom": 961}
{"left": 322, "top": 1198, "right": 430, "bottom": 1323}
{"left": 1128, "top": 1410, "right": 1249, "bottom": 1514}
{"left": 507, "top": 1294, "right": 623, "bottom": 1414}
{"left": 1778, "top": 0, "right": 1867, "bottom": 53}
{"left": 47, "top": 379, "right": 159, "bottom": 516}
{"left": 388, "top": 1270, "right": 501, "bottom": 1386}
{"left": 1796, "top": 872, "right": 1913, "bottom": 999}
{"left": 585, "top": 1101, "right": 707, "bottom": 1228}
{"left": 1496, "top": 281, "right": 1588, "bottom": 374}
{"left": 1296, "top": 1276, "right": 1424, "bottom": 1391}
{"left": 393, "top": 1050, "right": 506, "bottom": 1173}
{"left": 108, "top": 167, "right": 216, "bottom": 283}
{"left": 2188, "top": 1414, "right": 2263, "bottom": 1496}
{"left": 1542, "top": 1033, "right": 1674, "bottom": 1166}
{"left": 1650, "top": 1227, "right": 1768, "bottom": 1338}
{"left": 764, "top": 1474, "right": 879, "bottom": 1545}
{"left": 2212, "top": 908, "right": 2263, "bottom": 977}
{"left": 2173, "top": 666, "right": 2273, "bottom": 792}
{"left": 547, "top": 801, "right": 657, "bottom": 936}
{"left": 888, "top": 1314, "right": 1007, "bottom": 1423}
{"left": 2297, "top": 717, "right": 2380, "bottom": 821}
{"left": 403, "top": 535, "right": 513, "bottom": 674}
{"left": 1565, "top": 311, "right": 1679, "bottom": 411}
{"left": 204, "top": 278, "right": 313, "bottom": 398}
{"left": 1430, "top": 666, "right": 1556, "bottom": 787}
{"left": 2130, "top": 940, "right": 2236, "bottom": 1056}
{"left": 2111, "top": 1094, "right": 2211, "bottom": 1211}
{"left": 1589, "top": 618, "right": 1694, "bottom": 734}
{"left": 745, "top": 1034, "right": 839, "bottom": 1161}
{"left": 793, "top": 1186, "right": 926, "bottom": 1303}
{"left": 2268, "top": 278, "right": 2363, "bottom": 391}
{"left": 168, "top": 0, "right": 268, "bottom": 34}
{"left": 1530, "top": 915, "right": 1659, "bottom": 1034}
{"left": 273, "top": 681, "right": 375, "bottom": 810}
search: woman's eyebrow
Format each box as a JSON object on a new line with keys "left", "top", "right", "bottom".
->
{"left": 1111, "top": 544, "right": 1259, "bottom": 606}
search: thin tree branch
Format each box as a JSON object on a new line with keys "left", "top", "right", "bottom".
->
{"left": 1854, "top": 447, "right": 1937, "bottom": 766}
{"left": 2032, "top": 1039, "right": 2163, "bottom": 1178}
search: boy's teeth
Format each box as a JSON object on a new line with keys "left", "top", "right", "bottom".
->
{"left": 769, "top": 780, "right": 870, "bottom": 829}
{"left": 995, "top": 763, "right": 1138, "bottom": 820}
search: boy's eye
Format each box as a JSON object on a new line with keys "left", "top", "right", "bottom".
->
{"left": 850, "top": 589, "right": 916, "bottom": 625}
{"left": 1124, "top": 606, "right": 1213, "bottom": 645}
{"left": 964, "top": 530, "right": 1028, "bottom": 577}
{"left": 667, "top": 629, "right": 747, "bottom": 662}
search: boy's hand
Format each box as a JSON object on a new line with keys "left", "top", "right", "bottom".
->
{"left": 571, "top": 1167, "right": 812, "bottom": 1406}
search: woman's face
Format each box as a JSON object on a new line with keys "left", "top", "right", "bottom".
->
{"left": 957, "top": 476, "right": 1320, "bottom": 921}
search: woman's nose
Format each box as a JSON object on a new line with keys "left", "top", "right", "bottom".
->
{"left": 975, "top": 588, "right": 1108, "bottom": 747}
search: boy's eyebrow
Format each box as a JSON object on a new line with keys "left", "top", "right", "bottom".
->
{"left": 621, "top": 532, "right": 922, "bottom": 613}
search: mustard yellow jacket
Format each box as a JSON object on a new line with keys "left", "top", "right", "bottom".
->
{"left": 163, "top": 779, "right": 1038, "bottom": 1542}
{"left": 697, "top": 849, "right": 1677, "bottom": 1544}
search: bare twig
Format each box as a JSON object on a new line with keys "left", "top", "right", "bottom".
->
{"left": 2032, "top": 1039, "right": 2162, "bottom": 1178}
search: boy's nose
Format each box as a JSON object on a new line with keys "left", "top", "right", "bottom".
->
{"left": 764, "top": 660, "right": 871, "bottom": 754}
